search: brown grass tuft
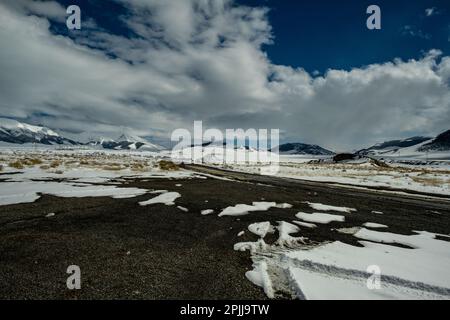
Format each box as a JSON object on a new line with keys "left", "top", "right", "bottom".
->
{"left": 8, "top": 161, "right": 24, "bottom": 169}
{"left": 26, "top": 158, "right": 43, "bottom": 166}
{"left": 102, "top": 165, "right": 123, "bottom": 171}
{"left": 50, "top": 160, "right": 61, "bottom": 168}
{"left": 158, "top": 160, "right": 179, "bottom": 171}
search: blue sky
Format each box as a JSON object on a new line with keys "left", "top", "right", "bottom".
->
{"left": 52, "top": 0, "right": 450, "bottom": 72}
{"left": 1, "top": 0, "right": 450, "bottom": 150}
{"left": 242, "top": 0, "right": 450, "bottom": 73}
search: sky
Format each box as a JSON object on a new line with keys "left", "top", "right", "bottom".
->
{"left": 1, "top": 0, "right": 450, "bottom": 151}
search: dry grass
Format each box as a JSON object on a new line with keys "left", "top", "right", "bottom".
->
{"left": 24, "top": 158, "right": 43, "bottom": 166}
{"left": 8, "top": 161, "right": 24, "bottom": 169}
{"left": 410, "top": 176, "right": 444, "bottom": 187}
{"left": 102, "top": 165, "right": 123, "bottom": 171}
{"left": 50, "top": 160, "right": 61, "bottom": 168}
{"left": 158, "top": 160, "right": 179, "bottom": 171}
{"left": 7, "top": 157, "right": 44, "bottom": 169}
{"left": 131, "top": 163, "right": 147, "bottom": 172}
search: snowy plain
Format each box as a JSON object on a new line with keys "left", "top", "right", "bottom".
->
{"left": 0, "top": 147, "right": 194, "bottom": 206}
{"left": 208, "top": 153, "right": 450, "bottom": 196}
{"left": 1, "top": 146, "right": 449, "bottom": 300}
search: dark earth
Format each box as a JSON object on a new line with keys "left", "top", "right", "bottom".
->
{"left": 0, "top": 165, "right": 449, "bottom": 299}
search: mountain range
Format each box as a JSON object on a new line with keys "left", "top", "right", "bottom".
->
{"left": 357, "top": 129, "right": 450, "bottom": 156}
{"left": 0, "top": 118, "right": 79, "bottom": 145}
{"left": 0, "top": 118, "right": 163, "bottom": 151}
{"left": 1, "top": 118, "right": 449, "bottom": 155}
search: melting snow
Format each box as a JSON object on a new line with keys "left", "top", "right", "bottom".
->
{"left": 236, "top": 223, "right": 450, "bottom": 300}
{"left": 292, "top": 221, "right": 317, "bottom": 229}
{"left": 275, "top": 221, "right": 307, "bottom": 247}
{"left": 336, "top": 227, "right": 361, "bottom": 235}
{"left": 139, "top": 192, "right": 181, "bottom": 206}
{"left": 0, "top": 181, "right": 147, "bottom": 206}
{"left": 283, "top": 230, "right": 450, "bottom": 299}
{"left": 363, "top": 222, "right": 388, "bottom": 229}
{"left": 245, "top": 261, "right": 275, "bottom": 299}
{"left": 275, "top": 203, "right": 293, "bottom": 209}
{"left": 201, "top": 209, "right": 214, "bottom": 215}
{"left": 296, "top": 212, "right": 345, "bottom": 224}
{"left": 219, "top": 202, "right": 285, "bottom": 217}
{"left": 248, "top": 222, "right": 274, "bottom": 238}
{"left": 304, "top": 202, "right": 356, "bottom": 213}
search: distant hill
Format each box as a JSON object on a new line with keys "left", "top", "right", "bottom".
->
{"left": 357, "top": 129, "right": 450, "bottom": 158}
{"left": 358, "top": 136, "right": 432, "bottom": 156}
{"left": 418, "top": 130, "right": 450, "bottom": 152}
{"left": 273, "top": 143, "right": 334, "bottom": 155}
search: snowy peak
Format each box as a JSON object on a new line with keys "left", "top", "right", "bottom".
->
{"left": 274, "top": 143, "right": 334, "bottom": 155}
{"left": 96, "top": 132, "right": 164, "bottom": 151}
{"left": 0, "top": 118, "right": 58, "bottom": 137}
{"left": 116, "top": 133, "right": 147, "bottom": 144}
{"left": 0, "top": 118, "right": 164, "bottom": 150}
{"left": 0, "top": 118, "right": 78, "bottom": 145}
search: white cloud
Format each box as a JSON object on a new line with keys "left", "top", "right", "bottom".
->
{"left": 0, "top": 0, "right": 449, "bottom": 151}
{"left": 6, "top": 0, "right": 67, "bottom": 22}
{"left": 425, "top": 7, "right": 439, "bottom": 17}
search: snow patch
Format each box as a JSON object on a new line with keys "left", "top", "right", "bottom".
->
{"left": 219, "top": 202, "right": 289, "bottom": 217}
{"left": 201, "top": 209, "right": 214, "bottom": 215}
{"left": 363, "top": 222, "right": 388, "bottom": 229}
{"left": 245, "top": 261, "right": 275, "bottom": 299}
{"left": 292, "top": 221, "right": 317, "bottom": 229}
{"left": 0, "top": 181, "right": 147, "bottom": 206}
{"left": 296, "top": 212, "right": 345, "bottom": 224}
{"left": 248, "top": 222, "right": 274, "bottom": 238}
{"left": 139, "top": 192, "right": 181, "bottom": 206}
{"left": 276, "top": 221, "right": 307, "bottom": 247}
{"left": 304, "top": 202, "right": 356, "bottom": 213}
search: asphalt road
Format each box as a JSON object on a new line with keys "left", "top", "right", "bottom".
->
{"left": 0, "top": 165, "right": 449, "bottom": 299}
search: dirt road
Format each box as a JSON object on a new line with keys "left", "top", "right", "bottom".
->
{"left": 0, "top": 166, "right": 449, "bottom": 299}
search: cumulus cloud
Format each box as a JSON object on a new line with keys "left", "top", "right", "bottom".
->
{"left": 0, "top": 0, "right": 449, "bottom": 151}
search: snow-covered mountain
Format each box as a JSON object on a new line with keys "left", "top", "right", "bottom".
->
{"left": 90, "top": 133, "right": 164, "bottom": 151}
{"left": 358, "top": 136, "right": 432, "bottom": 156}
{"left": 273, "top": 143, "right": 334, "bottom": 155}
{"left": 0, "top": 118, "right": 79, "bottom": 145}
{"left": 418, "top": 130, "right": 450, "bottom": 152}
{"left": 357, "top": 129, "right": 450, "bottom": 159}
{"left": 0, "top": 118, "right": 164, "bottom": 151}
